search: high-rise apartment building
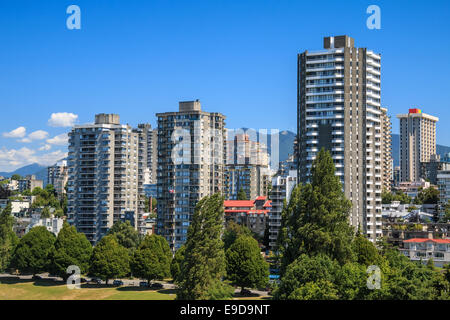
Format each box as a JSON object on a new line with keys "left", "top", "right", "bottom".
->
{"left": 224, "top": 133, "right": 270, "bottom": 200}
{"left": 380, "top": 107, "right": 393, "bottom": 191}
{"left": 48, "top": 160, "right": 69, "bottom": 199}
{"left": 397, "top": 109, "right": 439, "bottom": 182}
{"left": 297, "top": 35, "right": 383, "bottom": 241}
{"left": 137, "top": 123, "right": 158, "bottom": 185}
{"left": 397, "top": 109, "right": 438, "bottom": 182}
{"left": 67, "top": 114, "right": 145, "bottom": 244}
{"left": 156, "top": 100, "right": 226, "bottom": 250}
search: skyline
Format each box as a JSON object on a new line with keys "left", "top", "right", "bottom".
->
{"left": 1, "top": 0, "right": 450, "bottom": 171}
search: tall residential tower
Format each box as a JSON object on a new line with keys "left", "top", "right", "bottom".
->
{"left": 67, "top": 114, "right": 145, "bottom": 244}
{"left": 397, "top": 109, "right": 438, "bottom": 182}
{"left": 297, "top": 35, "right": 383, "bottom": 242}
{"left": 156, "top": 100, "right": 226, "bottom": 250}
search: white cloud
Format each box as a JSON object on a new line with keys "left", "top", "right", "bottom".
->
{"left": 3, "top": 127, "right": 26, "bottom": 138}
{"left": 0, "top": 147, "right": 67, "bottom": 172}
{"left": 46, "top": 133, "right": 68, "bottom": 146}
{"left": 48, "top": 112, "right": 78, "bottom": 127}
{"left": 19, "top": 130, "right": 49, "bottom": 143}
{"left": 39, "top": 144, "right": 52, "bottom": 151}
{"left": 28, "top": 130, "right": 49, "bottom": 140}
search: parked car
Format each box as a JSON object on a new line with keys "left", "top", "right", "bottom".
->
{"left": 90, "top": 278, "right": 102, "bottom": 285}
{"left": 150, "top": 282, "right": 163, "bottom": 289}
{"left": 80, "top": 277, "right": 89, "bottom": 283}
{"left": 139, "top": 281, "right": 149, "bottom": 288}
{"left": 113, "top": 280, "right": 124, "bottom": 286}
{"left": 240, "top": 288, "right": 252, "bottom": 296}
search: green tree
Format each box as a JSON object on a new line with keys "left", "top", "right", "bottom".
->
{"left": 11, "top": 174, "right": 22, "bottom": 181}
{"left": 131, "top": 234, "right": 172, "bottom": 284}
{"left": 237, "top": 188, "right": 247, "bottom": 200}
{"left": 89, "top": 235, "right": 130, "bottom": 284}
{"left": 171, "top": 245, "right": 185, "bottom": 284}
{"left": 226, "top": 235, "right": 269, "bottom": 292}
{"left": 352, "top": 232, "right": 382, "bottom": 266}
{"left": 0, "top": 204, "right": 19, "bottom": 272}
{"left": 107, "top": 221, "right": 140, "bottom": 251}
{"left": 177, "top": 193, "right": 232, "bottom": 300}
{"left": 223, "top": 220, "right": 252, "bottom": 251}
{"left": 50, "top": 222, "right": 92, "bottom": 280}
{"left": 11, "top": 226, "right": 55, "bottom": 275}
{"left": 414, "top": 187, "right": 439, "bottom": 205}
{"left": 277, "top": 148, "right": 354, "bottom": 270}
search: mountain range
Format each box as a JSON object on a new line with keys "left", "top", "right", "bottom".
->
{"left": 1, "top": 132, "right": 449, "bottom": 181}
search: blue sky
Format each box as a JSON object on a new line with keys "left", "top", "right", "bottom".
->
{"left": 0, "top": 0, "right": 449, "bottom": 171}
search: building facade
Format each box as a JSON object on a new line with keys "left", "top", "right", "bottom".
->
{"left": 381, "top": 107, "right": 393, "bottom": 191}
{"left": 421, "top": 154, "right": 450, "bottom": 185}
{"left": 156, "top": 100, "right": 226, "bottom": 250}
{"left": 48, "top": 160, "right": 69, "bottom": 199}
{"left": 400, "top": 238, "right": 450, "bottom": 268}
{"left": 397, "top": 108, "right": 438, "bottom": 182}
{"left": 223, "top": 196, "right": 272, "bottom": 237}
{"left": 297, "top": 35, "right": 383, "bottom": 242}
{"left": 67, "top": 114, "right": 145, "bottom": 244}
{"left": 268, "top": 170, "right": 297, "bottom": 251}
{"left": 438, "top": 170, "right": 450, "bottom": 219}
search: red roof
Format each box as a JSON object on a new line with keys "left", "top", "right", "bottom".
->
{"left": 263, "top": 200, "right": 272, "bottom": 207}
{"left": 255, "top": 196, "right": 267, "bottom": 201}
{"left": 224, "top": 200, "right": 255, "bottom": 207}
{"left": 404, "top": 238, "right": 450, "bottom": 244}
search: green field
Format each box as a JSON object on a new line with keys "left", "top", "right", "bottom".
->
{"left": 0, "top": 278, "right": 176, "bottom": 300}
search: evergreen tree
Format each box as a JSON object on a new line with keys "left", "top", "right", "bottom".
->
{"left": 11, "top": 226, "right": 55, "bottom": 275}
{"left": 237, "top": 188, "right": 247, "bottom": 200}
{"left": 171, "top": 245, "right": 185, "bottom": 284}
{"left": 89, "top": 235, "right": 130, "bottom": 284}
{"left": 131, "top": 234, "right": 172, "bottom": 284}
{"left": 177, "top": 193, "right": 232, "bottom": 300}
{"left": 50, "top": 222, "right": 92, "bottom": 280}
{"left": 226, "top": 235, "right": 269, "bottom": 292}
{"left": 0, "top": 203, "right": 19, "bottom": 272}
{"left": 277, "top": 148, "right": 354, "bottom": 271}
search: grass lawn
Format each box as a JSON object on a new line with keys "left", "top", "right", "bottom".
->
{"left": 0, "top": 278, "right": 176, "bottom": 300}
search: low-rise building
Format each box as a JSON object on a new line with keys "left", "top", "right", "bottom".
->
{"left": 394, "top": 179, "right": 432, "bottom": 199}
{"left": 26, "top": 213, "right": 64, "bottom": 236}
{"left": 224, "top": 196, "right": 272, "bottom": 237}
{"left": 11, "top": 200, "right": 30, "bottom": 215}
{"left": 18, "top": 175, "right": 43, "bottom": 193}
{"left": 400, "top": 238, "right": 450, "bottom": 268}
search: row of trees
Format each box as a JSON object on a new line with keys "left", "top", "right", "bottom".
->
{"left": 274, "top": 149, "right": 450, "bottom": 300}
{"left": 2, "top": 201, "right": 269, "bottom": 295}
{"left": 0, "top": 215, "right": 174, "bottom": 285}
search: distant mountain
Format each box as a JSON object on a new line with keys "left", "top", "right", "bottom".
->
{"left": 391, "top": 134, "right": 449, "bottom": 167}
{"left": 0, "top": 163, "right": 47, "bottom": 179}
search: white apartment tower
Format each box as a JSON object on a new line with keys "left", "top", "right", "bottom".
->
{"left": 297, "top": 35, "right": 383, "bottom": 242}
{"left": 397, "top": 109, "right": 438, "bottom": 182}
{"left": 156, "top": 100, "right": 226, "bottom": 250}
{"left": 67, "top": 114, "right": 145, "bottom": 244}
